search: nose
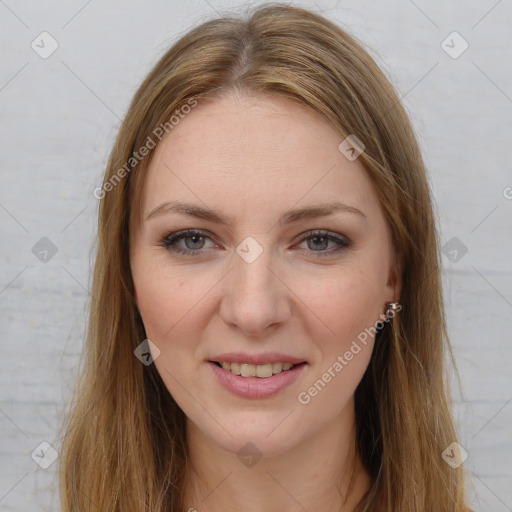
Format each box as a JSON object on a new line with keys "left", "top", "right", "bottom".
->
{"left": 219, "top": 245, "right": 291, "bottom": 338}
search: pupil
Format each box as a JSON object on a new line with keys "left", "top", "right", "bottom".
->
{"left": 310, "top": 236, "right": 327, "bottom": 250}
{"left": 187, "top": 235, "right": 204, "bottom": 249}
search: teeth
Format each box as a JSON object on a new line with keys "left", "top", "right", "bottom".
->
{"left": 272, "top": 362, "right": 283, "bottom": 373}
{"left": 256, "top": 363, "right": 272, "bottom": 378}
{"left": 241, "top": 363, "right": 256, "bottom": 377}
{"left": 218, "top": 361, "right": 297, "bottom": 378}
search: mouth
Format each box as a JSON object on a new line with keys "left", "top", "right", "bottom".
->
{"left": 210, "top": 360, "right": 307, "bottom": 378}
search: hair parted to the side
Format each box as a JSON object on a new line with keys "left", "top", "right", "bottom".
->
{"left": 58, "top": 3, "right": 472, "bottom": 511}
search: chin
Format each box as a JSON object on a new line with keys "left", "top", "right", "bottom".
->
{"left": 191, "top": 409, "right": 308, "bottom": 459}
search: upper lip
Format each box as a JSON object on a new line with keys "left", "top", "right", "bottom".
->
{"left": 209, "top": 352, "right": 307, "bottom": 365}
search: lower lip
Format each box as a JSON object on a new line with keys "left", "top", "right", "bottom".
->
{"left": 208, "top": 361, "right": 307, "bottom": 399}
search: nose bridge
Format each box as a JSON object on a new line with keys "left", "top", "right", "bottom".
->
{"left": 235, "top": 243, "right": 276, "bottom": 297}
{"left": 221, "top": 238, "right": 289, "bottom": 335}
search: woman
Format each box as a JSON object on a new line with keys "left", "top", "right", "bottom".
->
{"left": 59, "top": 3, "right": 472, "bottom": 511}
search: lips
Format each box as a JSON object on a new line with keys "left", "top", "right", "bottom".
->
{"left": 207, "top": 352, "right": 308, "bottom": 399}
{"left": 207, "top": 361, "right": 308, "bottom": 399}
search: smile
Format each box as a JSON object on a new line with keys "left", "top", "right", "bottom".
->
{"left": 208, "top": 360, "right": 308, "bottom": 399}
{"left": 213, "top": 361, "right": 295, "bottom": 378}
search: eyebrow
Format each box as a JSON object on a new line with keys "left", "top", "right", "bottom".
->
{"left": 144, "top": 200, "right": 366, "bottom": 227}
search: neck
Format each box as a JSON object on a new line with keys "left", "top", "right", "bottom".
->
{"left": 182, "top": 405, "right": 372, "bottom": 512}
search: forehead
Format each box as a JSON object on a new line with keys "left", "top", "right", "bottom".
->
{"left": 139, "top": 92, "right": 379, "bottom": 223}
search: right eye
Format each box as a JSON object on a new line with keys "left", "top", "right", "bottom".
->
{"left": 161, "top": 229, "right": 218, "bottom": 256}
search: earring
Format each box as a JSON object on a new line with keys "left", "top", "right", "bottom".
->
{"left": 385, "top": 302, "right": 401, "bottom": 318}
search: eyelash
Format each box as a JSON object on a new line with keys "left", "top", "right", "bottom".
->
{"left": 160, "top": 229, "right": 351, "bottom": 258}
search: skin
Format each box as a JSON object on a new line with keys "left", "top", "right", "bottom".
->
{"left": 130, "top": 91, "right": 400, "bottom": 512}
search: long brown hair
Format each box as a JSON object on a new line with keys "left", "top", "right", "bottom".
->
{"left": 59, "top": 3, "right": 471, "bottom": 511}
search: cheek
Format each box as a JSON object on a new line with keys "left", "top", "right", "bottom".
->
{"left": 133, "top": 258, "right": 205, "bottom": 341}
{"left": 299, "top": 264, "right": 384, "bottom": 344}
{"left": 132, "top": 264, "right": 203, "bottom": 400}
{"left": 294, "top": 268, "right": 380, "bottom": 417}
{"left": 131, "top": 258, "right": 222, "bottom": 387}
{"left": 134, "top": 275, "right": 174, "bottom": 340}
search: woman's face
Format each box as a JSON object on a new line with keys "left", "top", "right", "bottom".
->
{"left": 130, "top": 92, "right": 399, "bottom": 457}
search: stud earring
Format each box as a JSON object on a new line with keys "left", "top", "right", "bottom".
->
{"left": 385, "top": 302, "right": 401, "bottom": 318}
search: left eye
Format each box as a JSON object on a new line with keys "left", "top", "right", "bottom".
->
{"left": 298, "top": 232, "right": 350, "bottom": 253}
{"left": 160, "top": 229, "right": 350, "bottom": 257}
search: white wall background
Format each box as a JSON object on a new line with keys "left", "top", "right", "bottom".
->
{"left": 1, "top": 1, "right": 511, "bottom": 510}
